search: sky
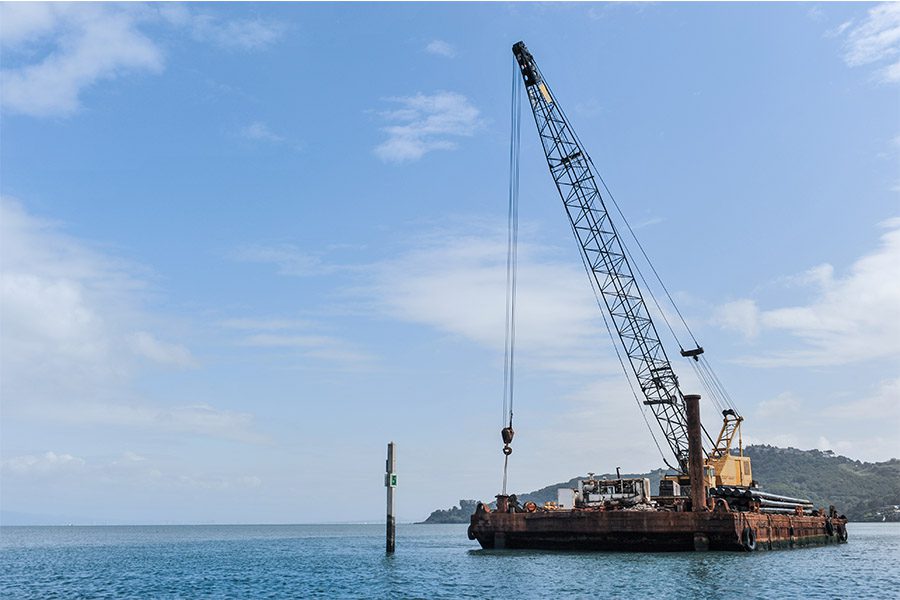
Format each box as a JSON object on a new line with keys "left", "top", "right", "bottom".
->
{"left": 1, "top": 2, "right": 898, "bottom": 525}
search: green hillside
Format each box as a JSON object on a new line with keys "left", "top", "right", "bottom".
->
{"left": 744, "top": 445, "right": 900, "bottom": 521}
{"left": 422, "top": 445, "right": 900, "bottom": 523}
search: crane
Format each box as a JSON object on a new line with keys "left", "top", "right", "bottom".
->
{"left": 511, "top": 41, "right": 751, "bottom": 488}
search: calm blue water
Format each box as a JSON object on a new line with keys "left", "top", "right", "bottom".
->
{"left": 1, "top": 523, "right": 898, "bottom": 598}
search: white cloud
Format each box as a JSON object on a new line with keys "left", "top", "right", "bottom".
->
{"left": 841, "top": 2, "right": 900, "bottom": 82}
{"left": 756, "top": 392, "right": 802, "bottom": 419}
{"left": 744, "top": 379, "right": 900, "bottom": 461}
{"left": 0, "top": 4, "right": 163, "bottom": 117}
{"left": 154, "top": 404, "right": 264, "bottom": 442}
{"left": 714, "top": 218, "right": 900, "bottom": 366}
{"left": 0, "top": 3, "right": 62, "bottom": 48}
{"left": 2, "top": 198, "right": 145, "bottom": 388}
{"left": 575, "top": 99, "right": 604, "bottom": 118}
{"left": 367, "top": 222, "right": 616, "bottom": 376}
{"left": 534, "top": 378, "right": 676, "bottom": 473}
{"left": 712, "top": 299, "right": 760, "bottom": 339}
{"left": 1, "top": 451, "right": 86, "bottom": 475}
{"left": 12, "top": 401, "right": 267, "bottom": 444}
{"left": 824, "top": 20, "right": 853, "bottom": 39}
{"left": 826, "top": 377, "right": 900, "bottom": 423}
{"left": 239, "top": 121, "right": 285, "bottom": 142}
{"left": 374, "top": 92, "right": 482, "bottom": 163}
{"left": 235, "top": 324, "right": 375, "bottom": 368}
{"left": 883, "top": 60, "right": 900, "bottom": 82}
{"left": 0, "top": 198, "right": 264, "bottom": 443}
{"left": 189, "top": 15, "right": 282, "bottom": 50}
{"left": 0, "top": 4, "right": 283, "bottom": 118}
{"left": 243, "top": 333, "right": 342, "bottom": 348}
{"left": 161, "top": 6, "right": 284, "bottom": 51}
{"left": 0, "top": 198, "right": 195, "bottom": 378}
{"left": 131, "top": 331, "right": 197, "bottom": 368}
{"left": 232, "top": 243, "right": 331, "bottom": 276}
{"left": 781, "top": 263, "right": 835, "bottom": 289}
{"left": 221, "top": 317, "right": 315, "bottom": 331}
{"left": 425, "top": 39, "right": 456, "bottom": 58}
{"left": 807, "top": 6, "right": 825, "bottom": 23}
{"left": 2, "top": 450, "right": 262, "bottom": 490}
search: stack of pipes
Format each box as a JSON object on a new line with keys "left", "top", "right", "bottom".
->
{"left": 711, "top": 487, "right": 814, "bottom": 515}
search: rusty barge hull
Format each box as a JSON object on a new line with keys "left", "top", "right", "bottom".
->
{"left": 468, "top": 510, "right": 848, "bottom": 552}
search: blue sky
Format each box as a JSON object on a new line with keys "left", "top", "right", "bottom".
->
{"left": 1, "top": 2, "right": 898, "bottom": 524}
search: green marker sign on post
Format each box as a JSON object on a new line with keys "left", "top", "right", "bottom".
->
{"left": 386, "top": 473, "right": 397, "bottom": 487}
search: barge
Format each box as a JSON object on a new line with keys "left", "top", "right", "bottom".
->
{"left": 471, "top": 41, "right": 849, "bottom": 552}
{"left": 469, "top": 506, "right": 848, "bottom": 552}
{"left": 469, "top": 395, "right": 848, "bottom": 552}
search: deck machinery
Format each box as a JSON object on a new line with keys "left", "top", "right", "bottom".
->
{"left": 467, "top": 42, "right": 847, "bottom": 551}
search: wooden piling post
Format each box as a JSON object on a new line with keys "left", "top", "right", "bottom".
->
{"left": 385, "top": 442, "right": 396, "bottom": 553}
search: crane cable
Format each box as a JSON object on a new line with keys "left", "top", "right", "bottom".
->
{"left": 535, "top": 66, "right": 724, "bottom": 451}
{"left": 569, "top": 218, "right": 674, "bottom": 471}
{"left": 501, "top": 59, "right": 522, "bottom": 496}
{"left": 527, "top": 63, "right": 677, "bottom": 467}
{"left": 535, "top": 63, "right": 740, "bottom": 420}
{"left": 596, "top": 173, "right": 741, "bottom": 416}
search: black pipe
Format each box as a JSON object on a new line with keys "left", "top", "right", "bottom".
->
{"left": 760, "top": 507, "right": 813, "bottom": 515}
{"left": 752, "top": 490, "right": 813, "bottom": 505}
{"left": 757, "top": 498, "right": 813, "bottom": 509}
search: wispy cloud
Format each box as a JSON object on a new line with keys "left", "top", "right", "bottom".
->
{"left": 756, "top": 392, "right": 803, "bottom": 419}
{"left": 0, "top": 4, "right": 163, "bottom": 117}
{"left": 0, "top": 198, "right": 194, "bottom": 383}
{"left": 366, "top": 221, "right": 617, "bottom": 376}
{"left": 574, "top": 99, "right": 604, "bottom": 118}
{"left": 713, "top": 217, "right": 900, "bottom": 366}
{"left": 2, "top": 450, "right": 263, "bottom": 490}
{"left": 0, "top": 4, "right": 284, "bottom": 118}
{"left": 745, "top": 379, "right": 900, "bottom": 461}
{"left": 239, "top": 121, "right": 285, "bottom": 143}
{"left": 373, "top": 92, "right": 482, "bottom": 163}
{"left": 161, "top": 6, "right": 285, "bottom": 51}
{"left": 221, "top": 317, "right": 316, "bottom": 331}
{"left": 2, "top": 451, "right": 86, "bottom": 476}
{"left": 838, "top": 2, "right": 900, "bottom": 82}
{"left": 232, "top": 243, "right": 333, "bottom": 276}
{"left": 712, "top": 299, "right": 760, "bottom": 339}
{"left": 826, "top": 377, "right": 900, "bottom": 422}
{"left": 0, "top": 198, "right": 266, "bottom": 443}
{"left": 232, "top": 321, "right": 375, "bottom": 368}
{"left": 130, "top": 331, "right": 198, "bottom": 368}
{"left": 11, "top": 399, "right": 267, "bottom": 445}
{"left": 425, "top": 39, "right": 456, "bottom": 58}
{"left": 824, "top": 20, "right": 853, "bottom": 39}
{"left": 233, "top": 221, "right": 619, "bottom": 374}
{"left": 633, "top": 216, "right": 664, "bottom": 230}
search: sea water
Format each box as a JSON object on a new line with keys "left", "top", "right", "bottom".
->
{"left": 1, "top": 523, "right": 898, "bottom": 598}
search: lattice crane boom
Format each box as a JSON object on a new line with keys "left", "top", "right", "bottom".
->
{"left": 512, "top": 41, "right": 692, "bottom": 472}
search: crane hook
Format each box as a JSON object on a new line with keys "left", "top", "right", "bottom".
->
{"left": 501, "top": 426, "right": 515, "bottom": 456}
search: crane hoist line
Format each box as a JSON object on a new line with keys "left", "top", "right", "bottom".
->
{"left": 509, "top": 41, "right": 751, "bottom": 487}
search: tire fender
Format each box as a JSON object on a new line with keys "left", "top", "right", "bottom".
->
{"left": 741, "top": 526, "right": 757, "bottom": 551}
